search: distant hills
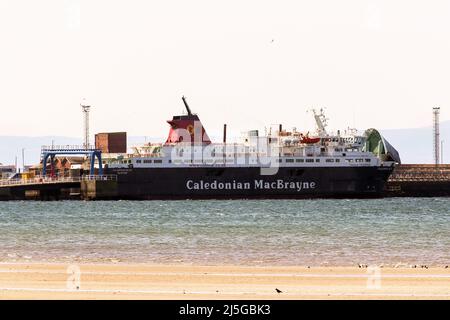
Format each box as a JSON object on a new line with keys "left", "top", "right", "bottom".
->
{"left": 1, "top": 121, "right": 449, "bottom": 165}
{"left": 380, "top": 120, "right": 450, "bottom": 164}
{"left": 0, "top": 136, "right": 81, "bottom": 167}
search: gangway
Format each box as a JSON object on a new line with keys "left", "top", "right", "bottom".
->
{"left": 41, "top": 145, "right": 103, "bottom": 176}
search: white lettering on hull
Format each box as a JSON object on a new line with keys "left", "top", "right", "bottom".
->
{"left": 186, "top": 179, "right": 316, "bottom": 191}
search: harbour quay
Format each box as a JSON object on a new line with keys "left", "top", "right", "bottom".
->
{"left": 0, "top": 175, "right": 118, "bottom": 201}
{"left": 385, "top": 164, "right": 450, "bottom": 197}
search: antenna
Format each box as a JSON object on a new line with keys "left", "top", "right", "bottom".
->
{"left": 182, "top": 96, "right": 193, "bottom": 116}
{"left": 433, "top": 107, "right": 440, "bottom": 166}
{"left": 81, "top": 100, "right": 91, "bottom": 149}
{"left": 22, "top": 148, "right": 25, "bottom": 172}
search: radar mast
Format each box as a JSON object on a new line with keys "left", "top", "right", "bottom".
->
{"left": 310, "top": 108, "right": 328, "bottom": 136}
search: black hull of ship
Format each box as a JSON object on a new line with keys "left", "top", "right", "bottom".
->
{"left": 104, "top": 166, "right": 394, "bottom": 200}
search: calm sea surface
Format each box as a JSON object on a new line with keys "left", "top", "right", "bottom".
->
{"left": 0, "top": 198, "right": 449, "bottom": 266}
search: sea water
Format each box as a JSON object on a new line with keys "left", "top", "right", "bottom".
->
{"left": 0, "top": 198, "right": 449, "bottom": 266}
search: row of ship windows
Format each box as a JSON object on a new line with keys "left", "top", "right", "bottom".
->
{"left": 136, "top": 159, "right": 162, "bottom": 164}
{"left": 115, "top": 159, "right": 163, "bottom": 164}
{"left": 178, "top": 147, "right": 359, "bottom": 153}
{"left": 115, "top": 158, "right": 371, "bottom": 164}
{"left": 279, "top": 158, "right": 371, "bottom": 163}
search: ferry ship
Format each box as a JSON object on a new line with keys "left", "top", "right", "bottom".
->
{"left": 103, "top": 97, "right": 400, "bottom": 199}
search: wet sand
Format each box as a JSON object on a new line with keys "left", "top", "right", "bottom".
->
{"left": 0, "top": 263, "right": 449, "bottom": 299}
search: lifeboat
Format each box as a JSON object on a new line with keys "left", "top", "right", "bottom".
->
{"left": 300, "top": 133, "right": 321, "bottom": 144}
{"left": 301, "top": 137, "right": 320, "bottom": 144}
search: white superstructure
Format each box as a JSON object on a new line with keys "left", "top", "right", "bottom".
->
{"left": 105, "top": 109, "right": 397, "bottom": 170}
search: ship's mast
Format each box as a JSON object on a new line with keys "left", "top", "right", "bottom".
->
{"left": 311, "top": 108, "right": 328, "bottom": 136}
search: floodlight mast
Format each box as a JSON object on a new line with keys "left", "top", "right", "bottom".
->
{"left": 433, "top": 107, "right": 440, "bottom": 166}
{"left": 81, "top": 102, "right": 91, "bottom": 150}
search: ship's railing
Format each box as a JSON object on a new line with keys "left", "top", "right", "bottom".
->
{"left": 128, "top": 153, "right": 164, "bottom": 158}
{"left": 0, "top": 175, "right": 117, "bottom": 187}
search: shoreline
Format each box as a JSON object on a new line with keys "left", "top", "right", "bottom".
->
{"left": 1, "top": 259, "right": 449, "bottom": 267}
{"left": 1, "top": 259, "right": 448, "bottom": 268}
{"left": 1, "top": 262, "right": 449, "bottom": 299}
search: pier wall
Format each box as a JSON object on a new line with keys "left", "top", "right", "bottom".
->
{"left": 81, "top": 180, "right": 118, "bottom": 200}
{"left": 0, "top": 182, "right": 80, "bottom": 200}
{"left": 385, "top": 164, "right": 450, "bottom": 197}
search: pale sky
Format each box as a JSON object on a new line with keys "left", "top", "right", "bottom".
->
{"left": 0, "top": 0, "right": 449, "bottom": 140}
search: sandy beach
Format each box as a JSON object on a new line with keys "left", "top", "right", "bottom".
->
{"left": 0, "top": 263, "right": 449, "bottom": 299}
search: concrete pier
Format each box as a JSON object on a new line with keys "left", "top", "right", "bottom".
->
{"left": 0, "top": 180, "right": 80, "bottom": 200}
{"left": 80, "top": 179, "right": 118, "bottom": 200}
{"left": 0, "top": 175, "right": 117, "bottom": 201}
